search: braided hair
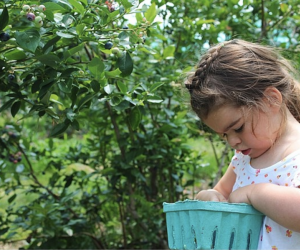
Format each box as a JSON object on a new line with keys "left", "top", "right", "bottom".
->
{"left": 186, "top": 39, "right": 300, "bottom": 122}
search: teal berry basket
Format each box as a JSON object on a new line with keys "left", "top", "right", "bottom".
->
{"left": 163, "top": 200, "right": 264, "bottom": 250}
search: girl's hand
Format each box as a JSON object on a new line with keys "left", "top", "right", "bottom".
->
{"left": 195, "top": 189, "right": 228, "bottom": 202}
{"left": 228, "top": 185, "right": 254, "bottom": 204}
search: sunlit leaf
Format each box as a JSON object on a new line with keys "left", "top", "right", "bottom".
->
{"left": 144, "top": 2, "right": 157, "bottom": 23}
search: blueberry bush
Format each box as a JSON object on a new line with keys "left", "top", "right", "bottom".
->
{"left": 1, "top": 0, "right": 300, "bottom": 249}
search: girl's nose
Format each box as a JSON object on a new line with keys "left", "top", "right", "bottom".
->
{"left": 227, "top": 134, "right": 241, "bottom": 148}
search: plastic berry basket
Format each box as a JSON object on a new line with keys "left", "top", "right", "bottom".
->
{"left": 163, "top": 200, "right": 264, "bottom": 250}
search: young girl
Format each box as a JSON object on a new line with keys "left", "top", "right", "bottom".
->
{"left": 185, "top": 39, "right": 300, "bottom": 249}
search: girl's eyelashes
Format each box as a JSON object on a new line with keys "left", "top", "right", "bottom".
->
{"left": 219, "top": 124, "right": 243, "bottom": 139}
{"left": 235, "top": 125, "right": 244, "bottom": 133}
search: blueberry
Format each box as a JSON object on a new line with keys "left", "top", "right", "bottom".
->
{"left": 122, "top": 25, "right": 129, "bottom": 29}
{"left": 9, "top": 155, "right": 15, "bottom": 162}
{"left": 0, "top": 32, "right": 10, "bottom": 42}
{"left": 105, "top": 41, "right": 113, "bottom": 50}
{"left": 8, "top": 74, "right": 15, "bottom": 82}
{"left": 26, "top": 12, "right": 35, "bottom": 21}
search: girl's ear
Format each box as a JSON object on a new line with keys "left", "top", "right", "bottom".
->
{"left": 263, "top": 87, "right": 282, "bottom": 111}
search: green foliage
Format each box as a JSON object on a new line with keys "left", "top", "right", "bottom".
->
{"left": 0, "top": 0, "right": 300, "bottom": 249}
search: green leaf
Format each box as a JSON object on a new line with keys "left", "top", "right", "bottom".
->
{"left": 105, "top": 68, "right": 121, "bottom": 78}
{"left": 146, "top": 94, "right": 163, "bottom": 103}
{"left": 15, "top": 29, "right": 40, "bottom": 53}
{"left": 61, "top": 68, "right": 79, "bottom": 78}
{"left": 149, "top": 82, "right": 164, "bottom": 93}
{"left": 11, "top": 101, "right": 21, "bottom": 117}
{"left": 58, "top": 79, "right": 73, "bottom": 93}
{"left": 117, "top": 81, "right": 128, "bottom": 94}
{"left": 38, "top": 81, "right": 56, "bottom": 99}
{"left": 64, "top": 43, "right": 84, "bottom": 60}
{"left": 16, "top": 164, "right": 24, "bottom": 173}
{"left": 66, "top": 109, "right": 76, "bottom": 122}
{"left": 56, "top": 31, "right": 75, "bottom": 38}
{"left": 136, "top": 12, "right": 143, "bottom": 22}
{"left": 196, "top": 19, "right": 215, "bottom": 25}
{"left": 49, "top": 120, "right": 70, "bottom": 137}
{"left": 8, "top": 194, "right": 16, "bottom": 203}
{"left": 144, "top": 2, "right": 157, "bottom": 23}
{"left": 42, "top": 36, "right": 61, "bottom": 53}
{"left": 4, "top": 49, "right": 26, "bottom": 61}
{"left": 76, "top": 23, "right": 86, "bottom": 36}
{"left": 163, "top": 45, "right": 175, "bottom": 59}
{"left": 0, "top": 6, "right": 9, "bottom": 31}
{"left": 117, "top": 52, "right": 133, "bottom": 77}
{"left": 280, "top": 3, "right": 288, "bottom": 12}
{"left": 120, "top": 0, "right": 133, "bottom": 10}
{"left": 44, "top": 2, "right": 67, "bottom": 12}
{"left": 69, "top": 0, "right": 85, "bottom": 14}
{"left": 110, "top": 95, "right": 122, "bottom": 106}
{"left": 129, "top": 107, "right": 142, "bottom": 129}
{"left": 71, "top": 119, "right": 80, "bottom": 130}
{"left": 40, "top": 91, "right": 51, "bottom": 106}
{"left": 36, "top": 54, "right": 61, "bottom": 68}
{"left": 88, "top": 57, "right": 104, "bottom": 81}
{"left": 0, "top": 98, "right": 16, "bottom": 112}
{"left": 76, "top": 93, "right": 96, "bottom": 111}
{"left": 91, "top": 80, "right": 100, "bottom": 93}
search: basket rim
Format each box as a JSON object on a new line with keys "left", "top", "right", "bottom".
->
{"left": 163, "top": 199, "right": 264, "bottom": 215}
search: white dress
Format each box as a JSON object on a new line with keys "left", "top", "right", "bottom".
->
{"left": 231, "top": 150, "right": 300, "bottom": 250}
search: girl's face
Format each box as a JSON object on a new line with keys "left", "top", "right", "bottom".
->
{"left": 203, "top": 104, "right": 282, "bottom": 159}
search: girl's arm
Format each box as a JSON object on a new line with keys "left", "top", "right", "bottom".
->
{"left": 229, "top": 183, "right": 300, "bottom": 232}
{"left": 195, "top": 164, "right": 236, "bottom": 201}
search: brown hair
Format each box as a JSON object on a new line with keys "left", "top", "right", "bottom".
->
{"left": 186, "top": 39, "right": 300, "bottom": 122}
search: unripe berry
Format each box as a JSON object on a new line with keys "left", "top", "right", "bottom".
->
{"left": 38, "top": 5, "right": 46, "bottom": 12}
{"left": 26, "top": 12, "right": 35, "bottom": 21}
{"left": 111, "top": 47, "right": 120, "bottom": 54}
{"left": 117, "top": 50, "right": 124, "bottom": 58}
{"left": 35, "top": 20, "right": 43, "bottom": 27}
{"left": 35, "top": 16, "right": 42, "bottom": 24}
{"left": 39, "top": 13, "right": 46, "bottom": 19}
{"left": 22, "top": 5, "right": 30, "bottom": 12}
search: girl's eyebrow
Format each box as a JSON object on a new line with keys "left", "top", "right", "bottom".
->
{"left": 223, "top": 118, "right": 241, "bottom": 133}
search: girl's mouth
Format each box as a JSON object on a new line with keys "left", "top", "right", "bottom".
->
{"left": 241, "top": 149, "right": 251, "bottom": 155}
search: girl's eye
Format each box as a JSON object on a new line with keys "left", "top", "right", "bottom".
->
{"left": 235, "top": 125, "right": 244, "bottom": 133}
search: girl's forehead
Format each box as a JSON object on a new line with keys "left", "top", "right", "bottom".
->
{"left": 203, "top": 105, "right": 245, "bottom": 133}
